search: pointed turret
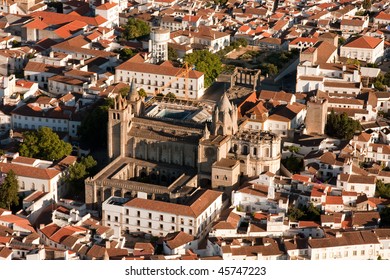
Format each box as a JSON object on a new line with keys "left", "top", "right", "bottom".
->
{"left": 127, "top": 78, "right": 138, "bottom": 102}
{"left": 217, "top": 92, "right": 232, "bottom": 113}
{"left": 204, "top": 123, "right": 210, "bottom": 139}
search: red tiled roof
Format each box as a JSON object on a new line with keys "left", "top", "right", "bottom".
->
{"left": 116, "top": 54, "right": 203, "bottom": 79}
{"left": 375, "top": 12, "right": 390, "bottom": 21}
{"left": 96, "top": 3, "right": 117, "bottom": 10}
{"left": 344, "top": 36, "right": 383, "bottom": 49}
{"left": 29, "top": 11, "right": 107, "bottom": 27}
{"left": 0, "top": 162, "right": 60, "bottom": 180}
{"left": 326, "top": 196, "right": 343, "bottom": 205}
{"left": 124, "top": 190, "right": 222, "bottom": 218}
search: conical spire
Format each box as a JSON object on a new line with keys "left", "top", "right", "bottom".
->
{"left": 127, "top": 78, "right": 138, "bottom": 102}
{"left": 204, "top": 123, "right": 210, "bottom": 139}
{"left": 217, "top": 92, "right": 232, "bottom": 112}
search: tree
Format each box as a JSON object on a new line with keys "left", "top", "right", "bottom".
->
{"left": 213, "top": 0, "right": 228, "bottom": 6}
{"left": 376, "top": 180, "right": 390, "bottom": 199}
{"left": 138, "top": 88, "right": 147, "bottom": 98}
{"left": 362, "top": 0, "right": 371, "bottom": 10}
{"left": 165, "top": 92, "right": 176, "bottom": 99}
{"left": 282, "top": 155, "right": 303, "bottom": 174}
{"left": 66, "top": 156, "right": 97, "bottom": 197}
{"left": 12, "top": 40, "right": 21, "bottom": 48}
{"left": 184, "top": 50, "right": 222, "bottom": 88}
{"left": 382, "top": 72, "right": 390, "bottom": 87}
{"left": 288, "top": 146, "right": 300, "bottom": 154}
{"left": 374, "top": 74, "right": 386, "bottom": 91}
{"left": 338, "top": 37, "right": 346, "bottom": 46}
{"left": 380, "top": 207, "right": 390, "bottom": 226}
{"left": 236, "top": 38, "right": 248, "bottom": 48}
{"left": 0, "top": 170, "right": 19, "bottom": 210}
{"left": 117, "top": 48, "right": 136, "bottom": 61}
{"left": 260, "top": 63, "right": 278, "bottom": 76}
{"left": 168, "top": 46, "right": 178, "bottom": 61}
{"left": 122, "top": 18, "right": 150, "bottom": 40}
{"left": 287, "top": 206, "right": 305, "bottom": 222}
{"left": 79, "top": 98, "right": 114, "bottom": 150}
{"left": 19, "top": 127, "right": 72, "bottom": 161}
{"left": 288, "top": 203, "right": 321, "bottom": 222}
{"left": 119, "top": 86, "right": 130, "bottom": 97}
{"left": 325, "top": 110, "right": 361, "bottom": 140}
{"left": 346, "top": 58, "right": 360, "bottom": 66}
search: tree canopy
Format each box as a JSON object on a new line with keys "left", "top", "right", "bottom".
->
{"left": 168, "top": 46, "right": 178, "bottom": 61}
{"left": 79, "top": 98, "right": 114, "bottom": 150}
{"left": 117, "top": 48, "right": 137, "bottom": 61}
{"left": 122, "top": 18, "right": 150, "bottom": 40}
{"left": 362, "top": 0, "right": 371, "bottom": 10}
{"left": 282, "top": 155, "right": 303, "bottom": 174}
{"left": 184, "top": 50, "right": 222, "bottom": 88}
{"left": 287, "top": 203, "right": 321, "bottom": 222}
{"left": 376, "top": 180, "right": 390, "bottom": 199}
{"left": 19, "top": 127, "right": 72, "bottom": 161}
{"left": 0, "top": 170, "right": 19, "bottom": 210}
{"left": 66, "top": 156, "right": 97, "bottom": 198}
{"left": 325, "top": 110, "right": 361, "bottom": 140}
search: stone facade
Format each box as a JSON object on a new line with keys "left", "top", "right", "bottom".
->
{"left": 305, "top": 97, "right": 328, "bottom": 135}
{"left": 86, "top": 83, "right": 281, "bottom": 209}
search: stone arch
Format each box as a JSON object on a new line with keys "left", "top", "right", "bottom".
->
{"left": 103, "top": 188, "right": 112, "bottom": 201}
{"left": 124, "top": 191, "right": 132, "bottom": 198}
{"left": 114, "top": 189, "right": 122, "bottom": 197}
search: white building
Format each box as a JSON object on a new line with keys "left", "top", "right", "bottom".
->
{"left": 296, "top": 63, "right": 362, "bottom": 94}
{"left": 115, "top": 54, "right": 205, "bottom": 99}
{"left": 308, "top": 230, "right": 381, "bottom": 260}
{"left": 366, "top": 143, "right": 390, "bottom": 168}
{"left": 340, "top": 36, "right": 384, "bottom": 64}
{"left": 337, "top": 174, "right": 376, "bottom": 198}
{"left": 95, "top": 3, "right": 119, "bottom": 28}
{"left": 11, "top": 96, "right": 81, "bottom": 138}
{"left": 102, "top": 189, "right": 223, "bottom": 238}
{"left": 0, "top": 154, "right": 76, "bottom": 201}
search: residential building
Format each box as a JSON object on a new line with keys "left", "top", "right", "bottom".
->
{"left": 340, "top": 36, "right": 384, "bottom": 64}
{"left": 115, "top": 54, "right": 204, "bottom": 99}
{"left": 102, "top": 189, "right": 223, "bottom": 238}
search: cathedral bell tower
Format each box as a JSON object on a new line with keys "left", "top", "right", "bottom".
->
{"left": 211, "top": 92, "right": 238, "bottom": 136}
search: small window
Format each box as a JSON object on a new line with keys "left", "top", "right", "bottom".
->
{"left": 137, "top": 211, "right": 140, "bottom": 217}
{"left": 148, "top": 213, "right": 152, "bottom": 219}
{"left": 107, "top": 215, "right": 111, "bottom": 221}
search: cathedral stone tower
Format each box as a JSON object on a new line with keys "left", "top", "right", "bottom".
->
{"left": 107, "top": 79, "right": 143, "bottom": 161}
{"left": 211, "top": 93, "right": 238, "bottom": 136}
{"left": 126, "top": 78, "right": 143, "bottom": 116}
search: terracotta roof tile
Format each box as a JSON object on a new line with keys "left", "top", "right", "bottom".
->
{"left": 343, "top": 36, "right": 383, "bottom": 49}
{"left": 164, "top": 231, "right": 194, "bottom": 249}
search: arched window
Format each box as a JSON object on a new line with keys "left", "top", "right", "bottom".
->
{"left": 253, "top": 147, "right": 257, "bottom": 156}
{"left": 242, "top": 145, "right": 249, "bottom": 155}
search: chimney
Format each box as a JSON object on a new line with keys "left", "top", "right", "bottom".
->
{"left": 105, "top": 240, "right": 110, "bottom": 249}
